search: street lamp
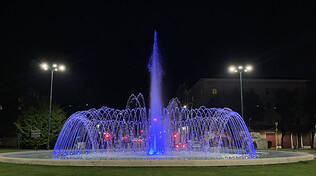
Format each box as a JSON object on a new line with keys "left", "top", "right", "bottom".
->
{"left": 275, "top": 121, "right": 278, "bottom": 150}
{"left": 228, "top": 64, "right": 253, "bottom": 119}
{"left": 40, "top": 62, "right": 66, "bottom": 149}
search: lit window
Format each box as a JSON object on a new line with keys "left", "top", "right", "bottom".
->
{"left": 211, "top": 88, "right": 217, "bottom": 95}
{"left": 0, "top": 105, "right": 2, "bottom": 110}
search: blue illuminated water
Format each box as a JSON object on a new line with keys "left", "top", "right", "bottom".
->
{"left": 148, "top": 31, "right": 166, "bottom": 155}
{"left": 52, "top": 31, "right": 256, "bottom": 160}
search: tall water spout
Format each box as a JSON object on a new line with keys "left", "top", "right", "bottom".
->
{"left": 148, "top": 31, "right": 166, "bottom": 155}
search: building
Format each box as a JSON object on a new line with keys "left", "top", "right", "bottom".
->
{"left": 186, "top": 78, "right": 314, "bottom": 149}
{"left": 190, "top": 78, "right": 307, "bottom": 108}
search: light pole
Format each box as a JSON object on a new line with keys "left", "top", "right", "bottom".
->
{"left": 228, "top": 65, "right": 253, "bottom": 119}
{"left": 275, "top": 121, "right": 278, "bottom": 150}
{"left": 40, "top": 63, "right": 66, "bottom": 149}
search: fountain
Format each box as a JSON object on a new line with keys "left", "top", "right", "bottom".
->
{"left": 52, "top": 31, "right": 256, "bottom": 160}
{"left": 1, "top": 31, "right": 313, "bottom": 166}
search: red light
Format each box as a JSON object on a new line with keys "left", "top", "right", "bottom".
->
{"left": 182, "top": 144, "right": 186, "bottom": 148}
{"left": 104, "top": 133, "right": 111, "bottom": 140}
{"left": 137, "top": 139, "right": 142, "bottom": 142}
{"left": 172, "top": 133, "right": 178, "bottom": 139}
{"left": 175, "top": 144, "right": 179, "bottom": 149}
{"left": 140, "top": 130, "right": 144, "bottom": 133}
{"left": 153, "top": 118, "right": 158, "bottom": 122}
{"left": 121, "top": 136, "right": 128, "bottom": 140}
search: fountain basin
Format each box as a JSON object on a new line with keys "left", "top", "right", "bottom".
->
{"left": 0, "top": 151, "right": 313, "bottom": 167}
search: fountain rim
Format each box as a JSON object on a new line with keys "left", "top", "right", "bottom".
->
{"left": 0, "top": 151, "right": 313, "bottom": 167}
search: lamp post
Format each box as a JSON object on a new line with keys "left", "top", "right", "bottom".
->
{"left": 228, "top": 65, "right": 253, "bottom": 119}
{"left": 275, "top": 121, "right": 278, "bottom": 150}
{"left": 40, "top": 63, "right": 66, "bottom": 149}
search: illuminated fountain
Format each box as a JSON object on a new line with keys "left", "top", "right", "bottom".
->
{"left": 52, "top": 31, "right": 256, "bottom": 160}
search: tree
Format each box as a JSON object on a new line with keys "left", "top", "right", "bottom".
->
{"left": 310, "top": 114, "right": 316, "bottom": 148}
{"left": 305, "top": 83, "right": 316, "bottom": 148}
{"left": 14, "top": 97, "right": 66, "bottom": 149}
{"left": 275, "top": 89, "right": 302, "bottom": 148}
{"left": 244, "top": 90, "right": 264, "bottom": 129}
{"left": 176, "top": 83, "right": 191, "bottom": 107}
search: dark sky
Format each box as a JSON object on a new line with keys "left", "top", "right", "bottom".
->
{"left": 1, "top": 1, "right": 316, "bottom": 108}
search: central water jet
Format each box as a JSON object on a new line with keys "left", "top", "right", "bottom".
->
{"left": 148, "top": 31, "right": 166, "bottom": 155}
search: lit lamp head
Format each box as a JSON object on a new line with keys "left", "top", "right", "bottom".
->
{"left": 52, "top": 64, "right": 59, "bottom": 71}
{"left": 245, "top": 65, "right": 253, "bottom": 72}
{"left": 229, "top": 65, "right": 253, "bottom": 73}
{"left": 40, "top": 63, "right": 66, "bottom": 72}
{"left": 59, "top": 65, "right": 66, "bottom": 72}
{"left": 40, "top": 63, "right": 49, "bottom": 71}
{"left": 228, "top": 65, "right": 237, "bottom": 73}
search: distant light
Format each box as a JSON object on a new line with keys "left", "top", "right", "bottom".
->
{"left": 40, "top": 63, "right": 49, "bottom": 71}
{"left": 228, "top": 65, "right": 236, "bottom": 73}
{"left": 229, "top": 65, "right": 253, "bottom": 73}
{"left": 140, "top": 129, "right": 144, "bottom": 133}
{"left": 54, "top": 68, "right": 58, "bottom": 71}
{"left": 121, "top": 136, "right": 128, "bottom": 140}
{"left": 59, "top": 65, "right": 65, "bottom": 71}
{"left": 52, "top": 64, "right": 57, "bottom": 68}
{"left": 246, "top": 65, "right": 253, "bottom": 71}
{"left": 182, "top": 127, "right": 186, "bottom": 131}
{"left": 183, "top": 105, "right": 187, "bottom": 109}
{"left": 104, "top": 133, "right": 111, "bottom": 140}
{"left": 172, "top": 133, "right": 178, "bottom": 139}
{"left": 153, "top": 118, "right": 158, "bottom": 122}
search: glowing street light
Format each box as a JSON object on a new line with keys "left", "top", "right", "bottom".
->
{"left": 40, "top": 62, "right": 66, "bottom": 149}
{"left": 228, "top": 64, "right": 253, "bottom": 119}
{"left": 245, "top": 65, "right": 252, "bottom": 72}
{"left": 228, "top": 65, "right": 237, "bottom": 73}
{"left": 59, "top": 65, "right": 66, "bottom": 71}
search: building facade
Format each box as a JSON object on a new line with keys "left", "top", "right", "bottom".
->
{"left": 187, "top": 78, "right": 313, "bottom": 149}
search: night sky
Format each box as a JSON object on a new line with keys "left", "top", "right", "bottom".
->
{"left": 1, "top": 1, "right": 316, "bottom": 108}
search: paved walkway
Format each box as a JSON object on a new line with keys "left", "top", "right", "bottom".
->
{"left": 0, "top": 151, "right": 314, "bottom": 167}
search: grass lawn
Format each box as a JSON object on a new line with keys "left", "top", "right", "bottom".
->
{"left": 275, "top": 148, "right": 316, "bottom": 154}
{"left": 0, "top": 149, "right": 315, "bottom": 176}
